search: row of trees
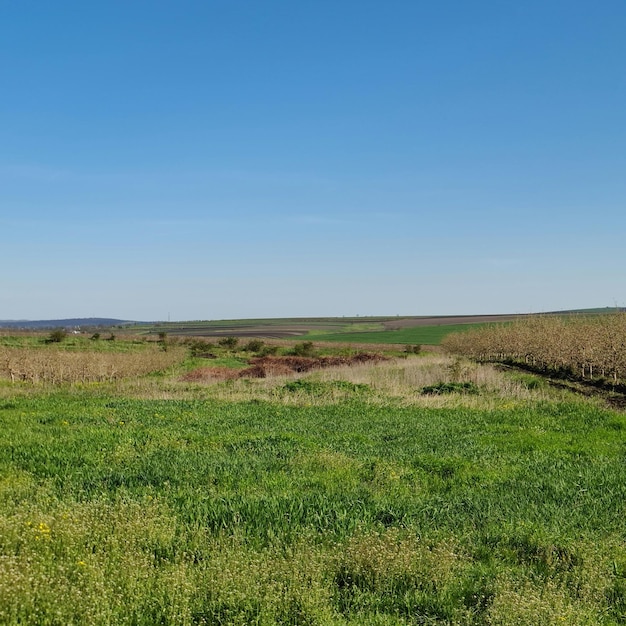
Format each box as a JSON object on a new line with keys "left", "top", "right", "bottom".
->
{"left": 442, "top": 313, "right": 626, "bottom": 383}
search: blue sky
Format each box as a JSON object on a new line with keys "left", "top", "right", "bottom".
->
{"left": 1, "top": 1, "right": 625, "bottom": 321}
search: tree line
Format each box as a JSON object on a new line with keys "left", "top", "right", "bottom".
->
{"left": 442, "top": 313, "right": 626, "bottom": 383}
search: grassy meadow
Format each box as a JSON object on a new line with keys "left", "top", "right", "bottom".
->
{"left": 1, "top": 334, "right": 626, "bottom": 624}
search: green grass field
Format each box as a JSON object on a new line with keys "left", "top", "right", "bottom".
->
{"left": 2, "top": 342, "right": 626, "bottom": 624}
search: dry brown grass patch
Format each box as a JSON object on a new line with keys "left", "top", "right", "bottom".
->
{"left": 0, "top": 345, "right": 186, "bottom": 384}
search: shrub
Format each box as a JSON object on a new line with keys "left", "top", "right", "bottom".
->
{"left": 244, "top": 339, "right": 265, "bottom": 352}
{"left": 421, "top": 381, "right": 479, "bottom": 395}
{"left": 259, "top": 345, "right": 279, "bottom": 357}
{"left": 187, "top": 340, "right": 215, "bottom": 358}
{"left": 283, "top": 379, "right": 370, "bottom": 394}
{"left": 157, "top": 331, "right": 168, "bottom": 352}
{"left": 283, "top": 379, "right": 320, "bottom": 393}
{"left": 404, "top": 344, "right": 422, "bottom": 355}
{"left": 218, "top": 336, "right": 239, "bottom": 350}
{"left": 291, "top": 341, "right": 315, "bottom": 357}
{"left": 45, "top": 329, "right": 67, "bottom": 344}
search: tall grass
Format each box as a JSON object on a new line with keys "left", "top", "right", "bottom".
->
{"left": 168, "top": 355, "right": 553, "bottom": 410}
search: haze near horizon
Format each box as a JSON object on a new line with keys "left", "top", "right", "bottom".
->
{"left": 2, "top": 1, "right": 625, "bottom": 321}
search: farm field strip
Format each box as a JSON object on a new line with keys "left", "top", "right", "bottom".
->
{"left": 136, "top": 315, "right": 530, "bottom": 344}
{"left": 305, "top": 323, "right": 491, "bottom": 345}
{"left": 138, "top": 317, "right": 399, "bottom": 339}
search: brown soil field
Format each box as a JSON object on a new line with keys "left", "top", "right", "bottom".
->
{"left": 165, "top": 326, "right": 310, "bottom": 339}
{"left": 382, "top": 314, "right": 529, "bottom": 330}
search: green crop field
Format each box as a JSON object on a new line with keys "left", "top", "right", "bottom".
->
{"left": 305, "top": 323, "right": 488, "bottom": 345}
{"left": 1, "top": 337, "right": 626, "bottom": 624}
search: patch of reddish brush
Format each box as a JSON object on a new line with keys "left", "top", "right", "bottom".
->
{"left": 180, "top": 353, "right": 387, "bottom": 382}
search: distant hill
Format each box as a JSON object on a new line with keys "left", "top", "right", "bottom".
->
{"left": 1, "top": 308, "right": 621, "bottom": 332}
{"left": 549, "top": 307, "right": 626, "bottom": 315}
{"left": 0, "top": 318, "right": 139, "bottom": 329}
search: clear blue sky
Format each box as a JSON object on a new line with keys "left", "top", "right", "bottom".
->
{"left": 2, "top": 1, "right": 625, "bottom": 321}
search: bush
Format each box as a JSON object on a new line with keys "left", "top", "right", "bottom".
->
{"left": 291, "top": 341, "right": 315, "bottom": 357}
{"left": 258, "top": 345, "right": 279, "bottom": 357}
{"left": 421, "top": 381, "right": 479, "bottom": 395}
{"left": 283, "top": 379, "right": 370, "bottom": 394}
{"left": 218, "top": 336, "right": 239, "bottom": 350}
{"left": 244, "top": 339, "right": 265, "bottom": 352}
{"left": 45, "top": 329, "right": 67, "bottom": 344}
{"left": 187, "top": 340, "right": 216, "bottom": 358}
{"left": 404, "top": 344, "right": 422, "bottom": 355}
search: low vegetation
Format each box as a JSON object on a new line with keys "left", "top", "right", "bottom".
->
{"left": 421, "top": 381, "right": 479, "bottom": 395}
{"left": 1, "top": 331, "right": 626, "bottom": 623}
